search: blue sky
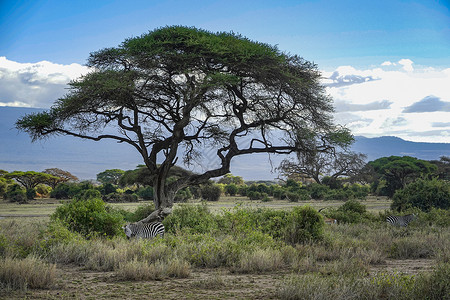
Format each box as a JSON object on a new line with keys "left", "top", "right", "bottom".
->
{"left": 1, "top": 0, "right": 450, "bottom": 143}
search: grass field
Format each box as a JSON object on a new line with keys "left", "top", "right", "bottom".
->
{"left": 0, "top": 195, "right": 391, "bottom": 218}
{"left": 1, "top": 196, "right": 448, "bottom": 300}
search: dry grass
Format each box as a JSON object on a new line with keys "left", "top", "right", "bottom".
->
{"left": 116, "top": 258, "right": 190, "bottom": 281}
{"left": 0, "top": 256, "right": 56, "bottom": 291}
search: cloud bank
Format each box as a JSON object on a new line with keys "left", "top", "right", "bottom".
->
{"left": 0, "top": 57, "right": 90, "bottom": 108}
{"left": 0, "top": 57, "right": 449, "bottom": 143}
{"left": 323, "top": 59, "right": 450, "bottom": 143}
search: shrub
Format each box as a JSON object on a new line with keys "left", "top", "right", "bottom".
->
{"left": 247, "top": 191, "right": 262, "bottom": 200}
{"left": 309, "top": 183, "right": 330, "bottom": 200}
{"left": 175, "top": 187, "right": 192, "bottom": 202}
{"left": 103, "top": 192, "right": 138, "bottom": 203}
{"left": 35, "top": 184, "right": 51, "bottom": 197}
{"left": 392, "top": 178, "right": 450, "bottom": 212}
{"left": 225, "top": 183, "right": 238, "bottom": 196}
{"left": 200, "top": 184, "right": 222, "bottom": 201}
{"left": 99, "top": 183, "right": 117, "bottom": 195}
{"left": 4, "top": 184, "right": 27, "bottom": 203}
{"left": 124, "top": 203, "right": 156, "bottom": 222}
{"left": 136, "top": 186, "right": 154, "bottom": 200}
{"left": 50, "top": 182, "right": 82, "bottom": 199}
{"left": 328, "top": 199, "right": 368, "bottom": 224}
{"left": 76, "top": 189, "right": 101, "bottom": 200}
{"left": 284, "top": 206, "right": 324, "bottom": 244}
{"left": 163, "top": 203, "right": 218, "bottom": 234}
{"left": 51, "top": 198, "right": 124, "bottom": 237}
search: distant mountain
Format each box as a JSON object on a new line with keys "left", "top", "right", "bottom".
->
{"left": 352, "top": 136, "right": 450, "bottom": 161}
{"left": 1, "top": 107, "right": 449, "bottom": 180}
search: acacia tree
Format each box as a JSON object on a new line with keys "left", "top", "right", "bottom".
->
{"left": 16, "top": 26, "right": 351, "bottom": 222}
{"left": 43, "top": 168, "right": 79, "bottom": 188}
{"left": 278, "top": 150, "right": 366, "bottom": 184}
{"left": 96, "top": 169, "right": 125, "bottom": 185}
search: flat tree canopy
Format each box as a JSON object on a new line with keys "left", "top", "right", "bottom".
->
{"left": 16, "top": 26, "right": 351, "bottom": 221}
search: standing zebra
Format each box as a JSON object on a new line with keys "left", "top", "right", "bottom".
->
{"left": 122, "top": 221, "right": 165, "bottom": 239}
{"left": 386, "top": 214, "right": 416, "bottom": 227}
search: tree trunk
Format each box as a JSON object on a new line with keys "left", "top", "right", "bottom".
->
{"left": 138, "top": 178, "right": 176, "bottom": 224}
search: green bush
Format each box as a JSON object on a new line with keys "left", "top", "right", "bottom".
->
{"left": 50, "top": 182, "right": 84, "bottom": 199}
{"left": 4, "top": 184, "right": 26, "bottom": 203}
{"left": 392, "top": 178, "right": 450, "bottom": 212}
{"left": 225, "top": 183, "right": 238, "bottom": 196}
{"left": 175, "top": 187, "right": 192, "bottom": 202}
{"left": 247, "top": 191, "right": 262, "bottom": 200}
{"left": 124, "top": 203, "right": 156, "bottom": 222}
{"left": 200, "top": 184, "right": 222, "bottom": 201}
{"left": 99, "top": 183, "right": 117, "bottom": 195}
{"left": 329, "top": 199, "right": 369, "bottom": 224}
{"left": 308, "top": 183, "right": 330, "bottom": 200}
{"left": 76, "top": 189, "right": 101, "bottom": 200}
{"left": 283, "top": 206, "right": 324, "bottom": 244}
{"left": 51, "top": 198, "right": 124, "bottom": 237}
{"left": 103, "top": 192, "right": 138, "bottom": 203}
{"left": 136, "top": 186, "right": 154, "bottom": 200}
{"left": 163, "top": 203, "right": 218, "bottom": 234}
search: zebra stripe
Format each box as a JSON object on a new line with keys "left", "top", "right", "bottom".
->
{"left": 123, "top": 222, "right": 165, "bottom": 239}
{"left": 386, "top": 214, "right": 416, "bottom": 227}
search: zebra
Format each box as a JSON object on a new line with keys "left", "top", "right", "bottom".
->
{"left": 386, "top": 214, "right": 416, "bottom": 227}
{"left": 122, "top": 222, "right": 165, "bottom": 239}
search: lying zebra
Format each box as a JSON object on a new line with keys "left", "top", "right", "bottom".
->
{"left": 122, "top": 221, "right": 165, "bottom": 239}
{"left": 386, "top": 214, "right": 416, "bottom": 227}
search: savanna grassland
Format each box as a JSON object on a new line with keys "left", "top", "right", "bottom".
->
{"left": 1, "top": 197, "right": 449, "bottom": 300}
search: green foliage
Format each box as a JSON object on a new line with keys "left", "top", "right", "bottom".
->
{"left": 50, "top": 182, "right": 83, "bottom": 199}
{"left": 76, "top": 189, "right": 102, "bottom": 200}
{"left": 51, "top": 198, "right": 124, "bottom": 237}
{"left": 35, "top": 183, "right": 51, "bottom": 197}
{"left": 99, "top": 183, "right": 117, "bottom": 195}
{"left": 328, "top": 199, "right": 370, "bottom": 224}
{"left": 174, "top": 187, "right": 192, "bottom": 202}
{"left": 96, "top": 169, "right": 125, "bottom": 185}
{"left": 163, "top": 204, "right": 218, "bottom": 234}
{"left": 369, "top": 156, "right": 438, "bottom": 197}
{"left": 392, "top": 178, "right": 450, "bottom": 212}
{"left": 122, "top": 203, "right": 156, "bottom": 222}
{"left": 224, "top": 183, "right": 238, "bottom": 196}
{"left": 0, "top": 178, "right": 8, "bottom": 197}
{"left": 283, "top": 206, "right": 324, "bottom": 244}
{"left": 200, "top": 184, "right": 222, "bottom": 201}
{"left": 37, "top": 220, "right": 83, "bottom": 252}
{"left": 136, "top": 186, "right": 154, "bottom": 200}
{"left": 25, "top": 188, "right": 36, "bottom": 200}
{"left": 308, "top": 183, "right": 330, "bottom": 200}
{"left": 218, "top": 174, "right": 244, "bottom": 185}
{"left": 423, "top": 208, "right": 450, "bottom": 227}
{"left": 322, "top": 176, "right": 342, "bottom": 189}
{"left": 103, "top": 192, "right": 138, "bottom": 203}
{"left": 4, "top": 183, "right": 26, "bottom": 203}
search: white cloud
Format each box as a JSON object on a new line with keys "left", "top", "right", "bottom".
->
{"left": 0, "top": 57, "right": 90, "bottom": 108}
{"left": 324, "top": 59, "right": 450, "bottom": 143}
{"left": 398, "top": 59, "right": 414, "bottom": 72}
{"left": 1, "top": 56, "right": 449, "bottom": 143}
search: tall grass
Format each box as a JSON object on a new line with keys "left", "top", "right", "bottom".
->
{"left": 0, "top": 256, "right": 56, "bottom": 291}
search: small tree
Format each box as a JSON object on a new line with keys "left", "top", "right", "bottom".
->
{"left": 43, "top": 168, "right": 79, "bottom": 188}
{"left": 16, "top": 26, "right": 351, "bottom": 222}
{"left": 96, "top": 169, "right": 125, "bottom": 185}
{"left": 218, "top": 174, "right": 244, "bottom": 185}
{"left": 278, "top": 150, "right": 366, "bottom": 184}
{"left": 368, "top": 156, "right": 437, "bottom": 197}
{"left": 4, "top": 171, "right": 58, "bottom": 200}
